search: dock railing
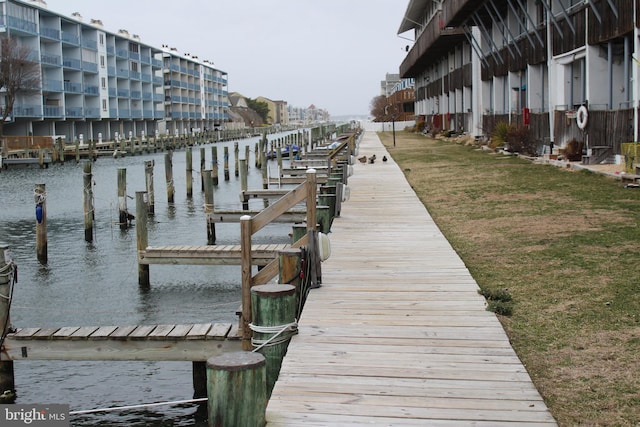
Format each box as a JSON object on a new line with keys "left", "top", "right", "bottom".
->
{"left": 240, "top": 169, "right": 317, "bottom": 349}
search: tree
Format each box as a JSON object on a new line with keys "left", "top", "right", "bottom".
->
{"left": 0, "top": 36, "right": 41, "bottom": 136}
{"left": 244, "top": 98, "right": 269, "bottom": 123}
{"left": 369, "top": 95, "right": 388, "bottom": 122}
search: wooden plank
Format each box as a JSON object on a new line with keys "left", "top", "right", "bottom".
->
{"left": 167, "top": 324, "right": 193, "bottom": 339}
{"left": 148, "top": 324, "right": 175, "bottom": 340}
{"left": 11, "top": 327, "right": 40, "bottom": 339}
{"left": 70, "top": 326, "right": 99, "bottom": 340}
{"left": 88, "top": 325, "right": 118, "bottom": 340}
{"left": 128, "top": 325, "right": 156, "bottom": 340}
{"left": 206, "top": 323, "right": 232, "bottom": 340}
{"left": 52, "top": 327, "right": 80, "bottom": 339}
{"left": 32, "top": 327, "right": 60, "bottom": 339}
{"left": 186, "top": 323, "right": 212, "bottom": 340}
{"left": 109, "top": 325, "right": 137, "bottom": 340}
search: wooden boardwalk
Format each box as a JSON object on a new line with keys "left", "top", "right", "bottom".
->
{"left": 266, "top": 132, "right": 557, "bottom": 426}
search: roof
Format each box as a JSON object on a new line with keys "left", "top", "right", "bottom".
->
{"left": 398, "top": 0, "right": 430, "bottom": 34}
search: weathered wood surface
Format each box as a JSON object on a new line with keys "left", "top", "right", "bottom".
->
{"left": 266, "top": 131, "right": 557, "bottom": 426}
{"left": 1, "top": 323, "right": 241, "bottom": 361}
{"left": 138, "top": 243, "right": 289, "bottom": 266}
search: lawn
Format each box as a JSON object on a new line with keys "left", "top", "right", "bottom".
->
{"left": 377, "top": 130, "right": 640, "bottom": 426}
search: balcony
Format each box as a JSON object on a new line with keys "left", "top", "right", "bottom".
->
{"left": 43, "top": 79, "right": 63, "bottom": 92}
{"left": 141, "top": 56, "right": 152, "bottom": 65}
{"left": 63, "top": 58, "right": 82, "bottom": 70}
{"left": 63, "top": 81, "right": 83, "bottom": 93}
{"left": 84, "top": 85, "right": 99, "bottom": 96}
{"left": 82, "top": 61, "right": 99, "bottom": 73}
{"left": 116, "top": 69, "right": 129, "bottom": 78}
{"left": 116, "top": 48, "right": 128, "bottom": 58}
{"left": 65, "top": 107, "right": 83, "bottom": 117}
{"left": 61, "top": 31, "right": 79, "bottom": 45}
{"left": 41, "top": 53, "right": 61, "bottom": 67}
{"left": 44, "top": 106, "right": 63, "bottom": 117}
{"left": 119, "top": 109, "right": 131, "bottom": 119}
{"left": 130, "top": 71, "right": 141, "bottom": 80}
{"left": 107, "top": 45, "right": 115, "bottom": 55}
{"left": 131, "top": 90, "right": 142, "bottom": 99}
{"left": 13, "top": 104, "right": 42, "bottom": 117}
{"left": 85, "top": 107, "right": 101, "bottom": 118}
{"left": 81, "top": 38, "right": 97, "bottom": 50}
{"left": 6, "top": 16, "right": 37, "bottom": 34}
{"left": 108, "top": 88, "right": 117, "bottom": 97}
{"left": 108, "top": 66, "right": 116, "bottom": 77}
{"left": 40, "top": 27, "right": 61, "bottom": 41}
{"left": 400, "top": 13, "right": 466, "bottom": 78}
{"left": 117, "top": 89, "right": 130, "bottom": 98}
{"left": 129, "top": 51, "right": 140, "bottom": 61}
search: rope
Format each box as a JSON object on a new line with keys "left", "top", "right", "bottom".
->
{"left": 249, "top": 320, "right": 298, "bottom": 352}
{"left": 69, "top": 397, "right": 207, "bottom": 416}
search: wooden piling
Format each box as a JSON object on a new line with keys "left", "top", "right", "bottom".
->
{"left": 223, "top": 146, "right": 230, "bottom": 181}
{"left": 34, "top": 184, "right": 47, "bottom": 264}
{"left": 0, "top": 244, "right": 15, "bottom": 402}
{"left": 165, "top": 152, "right": 174, "bottom": 203}
{"left": 211, "top": 146, "right": 219, "bottom": 186}
{"left": 117, "top": 168, "right": 128, "bottom": 230}
{"left": 135, "top": 191, "right": 150, "bottom": 287}
{"left": 144, "top": 160, "right": 155, "bottom": 215}
{"left": 251, "top": 283, "right": 296, "bottom": 398}
{"left": 200, "top": 147, "right": 206, "bottom": 192}
{"left": 234, "top": 141, "right": 239, "bottom": 177}
{"left": 239, "top": 159, "right": 249, "bottom": 210}
{"left": 186, "top": 147, "right": 193, "bottom": 198}
{"left": 203, "top": 171, "right": 216, "bottom": 245}
{"left": 207, "top": 351, "right": 266, "bottom": 427}
{"left": 83, "top": 162, "right": 94, "bottom": 242}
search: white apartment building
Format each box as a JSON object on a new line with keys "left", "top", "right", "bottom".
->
{"left": 0, "top": 0, "right": 228, "bottom": 141}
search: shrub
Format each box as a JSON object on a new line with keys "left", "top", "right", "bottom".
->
{"left": 505, "top": 126, "right": 538, "bottom": 156}
{"left": 490, "top": 122, "right": 512, "bottom": 149}
{"left": 560, "top": 138, "right": 584, "bottom": 161}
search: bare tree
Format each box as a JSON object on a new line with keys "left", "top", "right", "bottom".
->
{"left": 0, "top": 36, "right": 41, "bottom": 136}
{"left": 369, "top": 95, "right": 388, "bottom": 122}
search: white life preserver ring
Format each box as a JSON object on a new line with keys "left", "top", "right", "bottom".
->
{"left": 317, "top": 232, "right": 331, "bottom": 262}
{"left": 576, "top": 105, "right": 588, "bottom": 130}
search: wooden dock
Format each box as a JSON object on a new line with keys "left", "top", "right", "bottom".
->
{"left": 1, "top": 322, "right": 241, "bottom": 361}
{"left": 266, "top": 131, "right": 557, "bottom": 426}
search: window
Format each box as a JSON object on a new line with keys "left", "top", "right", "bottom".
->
{"left": 100, "top": 55, "right": 105, "bottom": 68}
{"left": 102, "top": 99, "right": 107, "bottom": 111}
{"left": 99, "top": 33, "right": 104, "bottom": 45}
{"left": 131, "top": 61, "right": 138, "bottom": 72}
{"left": 101, "top": 77, "right": 106, "bottom": 89}
{"left": 129, "top": 42, "right": 139, "bottom": 53}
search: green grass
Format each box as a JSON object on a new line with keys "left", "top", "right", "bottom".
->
{"left": 378, "top": 131, "right": 640, "bottom": 426}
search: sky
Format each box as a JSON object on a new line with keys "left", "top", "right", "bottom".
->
{"left": 43, "top": 0, "right": 412, "bottom": 118}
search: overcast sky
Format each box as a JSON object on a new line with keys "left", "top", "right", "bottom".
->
{"left": 43, "top": 0, "right": 411, "bottom": 118}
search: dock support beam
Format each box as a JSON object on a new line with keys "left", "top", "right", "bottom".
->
{"left": 83, "top": 162, "right": 94, "bottom": 242}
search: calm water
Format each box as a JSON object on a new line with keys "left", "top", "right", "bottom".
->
{"left": 0, "top": 133, "right": 298, "bottom": 426}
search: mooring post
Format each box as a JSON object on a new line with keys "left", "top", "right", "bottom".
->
{"left": 239, "top": 159, "right": 249, "bottom": 210}
{"left": 144, "top": 160, "right": 155, "bottom": 215}
{"left": 251, "top": 284, "right": 296, "bottom": 398}
{"left": 254, "top": 143, "right": 260, "bottom": 168}
{"left": 234, "top": 141, "right": 239, "bottom": 177}
{"left": 83, "top": 162, "right": 94, "bottom": 242}
{"left": 34, "top": 184, "right": 47, "bottom": 264}
{"left": 0, "top": 244, "right": 16, "bottom": 402}
{"left": 186, "top": 147, "right": 193, "bottom": 198}
{"left": 135, "top": 191, "right": 150, "bottom": 287}
{"left": 203, "top": 170, "right": 216, "bottom": 245}
{"left": 117, "top": 168, "right": 128, "bottom": 230}
{"left": 165, "top": 151, "right": 174, "bottom": 204}
{"left": 211, "top": 146, "right": 219, "bottom": 186}
{"left": 279, "top": 249, "right": 303, "bottom": 316}
{"left": 206, "top": 351, "right": 266, "bottom": 427}
{"left": 223, "top": 146, "right": 230, "bottom": 181}
{"left": 200, "top": 147, "right": 206, "bottom": 192}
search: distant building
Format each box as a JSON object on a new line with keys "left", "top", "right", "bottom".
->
{"left": 255, "top": 96, "right": 288, "bottom": 125}
{"left": 0, "top": 0, "right": 228, "bottom": 141}
{"left": 380, "top": 73, "right": 401, "bottom": 97}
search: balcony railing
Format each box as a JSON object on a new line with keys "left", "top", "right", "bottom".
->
{"left": 117, "top": 89, "right": 130, "bottom": 97}
{"left": 63, "top": 58, "right": 82, "bottom": 70}
{"left": 41, "top": 53, "right": 61, "bottom": 66}
{"left": 63, "top": 81, "right": 83, "bottom": 93}
{"left": 40, "top": 27, "right": 60, "bottom": 40}
{"left": 44, "top": 106, "right": 63, "bottom": 117}
{"left": 61, "top": 31, "right": 79, "bottom": 45}
{"left": 43, "top": 80, "right": 63, "bottom": 92}
{"left": 6, "top": 16, "right": 37, "bottom": 34}
{"left": 81, "top": 38, "right": 97, "bottom": 50}
{"left": 65, "top": 107, "right": 83, "bottom": 117}
{"left": 13, "top": 104, "right": 42, "bottom": 117}
{"left": 82, "top": 62, "right": 98, "bottom": 73}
